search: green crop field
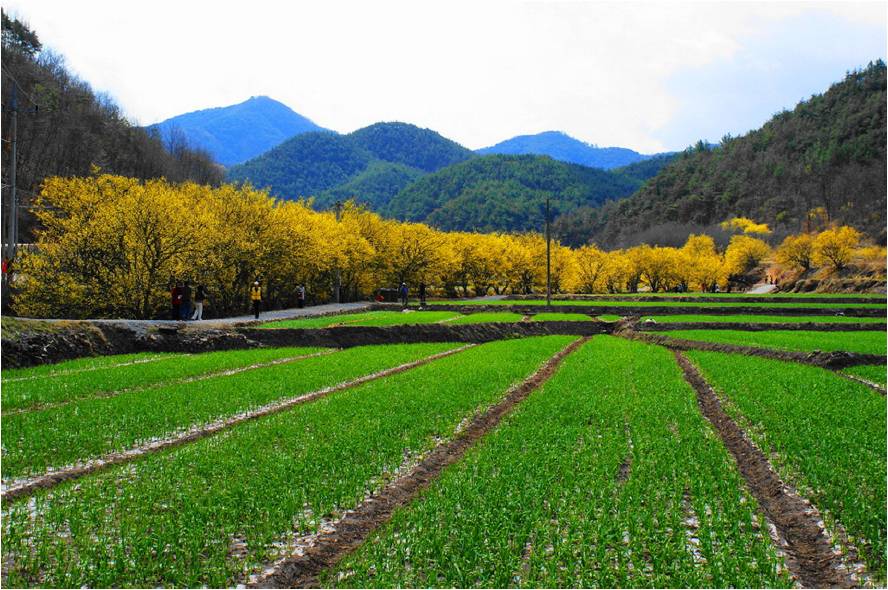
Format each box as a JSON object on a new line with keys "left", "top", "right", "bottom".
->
{"left": 1, "top": 351, "right": 177, "bottom": 381}
{"left": 2, "top": 296, "right": 886, "bottom": 588}
{"left": 448, "top": 311, "right": 525, "bottom": 324}
{"left": 430, "top": 299, "right": 886, "bottom": 309}
{"left": 530, "top": 312, "right": 594, "bottom": 321}
{"left": 666, "top": 329, "right": 887, "bottom": 355}
{"left": 507, "top": 292, "right": 886, "bottom": 299}
{"left": 688, "top": 352, "right": 887, "bottom": 579}
{"left": 1, "top": 346, "right": 322, "bottom": 412}
{"left": 328, "top": 337, "right": 790, "bottom": 588}
{"left": 638, "top": 314, "right": 886, "bottom": 324}
{"left": 1, "top": 336, "right": 574, "bottom": 588}
{"left": 259, "top": 311, "right": 461, "bottom": 329}
{"left": 1, "top": 343, "right": 457, "bottom": 479}
{"left": 258, "top": 311, "right": 391, "bottom": 329}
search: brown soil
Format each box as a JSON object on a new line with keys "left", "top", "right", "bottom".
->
{"left": 676, "top": 352, "right": 857, "bottom": 588}
{"left": 2, "top": 319, "right": 609, "bottom": 369}
{"left": 0, "top": 345, "right": 475, "bottom": 503}
{"left": 247, "top": 337, "right": 589, "bottom": 589}
{"left": 1, "top": 323, "right": 261, "bottom": 368}
{"left": 620, "top": 330, "right": 886, "bottom": 369}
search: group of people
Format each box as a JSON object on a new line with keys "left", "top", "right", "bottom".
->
{"left": 169, "top": 278, "right": 429, "bottom": 322}
{"left": 169, "top": 279, "right": 207, "bottom": 321}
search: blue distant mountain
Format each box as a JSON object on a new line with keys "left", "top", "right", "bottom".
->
{"left": 147, "top": 96, "right": 328, "bottom": 166}
{"left": 477, "top": 130, "right": 656, "bottom": 169}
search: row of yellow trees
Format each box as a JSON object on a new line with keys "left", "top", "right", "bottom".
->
{"left": 12, "top": 175, "right": 882, "bottom": 318}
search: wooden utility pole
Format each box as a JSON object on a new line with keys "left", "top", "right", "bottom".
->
{"left": 2, "top": 85, "right": 18, "bottom": 311}
{"left": 334, "top": 201, "right": 342, "bottom": 304}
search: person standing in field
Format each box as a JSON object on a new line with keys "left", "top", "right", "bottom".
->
{"left": 181, "top": 281, "right": 193, "bottom": 321}
{"left": 297, "top": 284, "right": 305, "bottom": 308}
{"left": 250, "top": 280, "right": 262, "bottom": 319}
{"left": 192, "top": 284, "right": 206, "bottom": 320}
{"left": 399, "top": 282, "right": 408, "bottom": 307}
{"left": 169, "top": 278, "right": 181, "bottom": 320}
{"left": 419, "top": 281, "right": 427, "bottom": 307}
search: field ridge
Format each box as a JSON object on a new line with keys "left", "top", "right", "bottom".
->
{"left": 676, "top": 352, "right": 859, "bottom": 588}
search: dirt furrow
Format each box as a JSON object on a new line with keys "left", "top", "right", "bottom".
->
{"left": 621, "top": 330, "right": 885, "bottom": 369}
{"left": 836, "top": 372, "right": 887, "bottom": 395}
{"left": 1, "top": 345, "right": 475, "bottom": 503}
{"left": 245, "top": 336, "right": 589, "bottom": 589}
{"left": 676, "top": 352, "right": 858, "bottom": 588}
{"left": 2, "top": 350, "right": 339, "bottom": 417}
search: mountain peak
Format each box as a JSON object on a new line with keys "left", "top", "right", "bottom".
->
{"left": 477, "top": 131, "right": 650, "bottom": 169}
{"left": 147, "top": 97, "right": 329, "bottom": 166}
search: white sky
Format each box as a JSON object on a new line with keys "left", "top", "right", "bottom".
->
{"left": 3, "top": 0, "right": 886, "bottom": 152}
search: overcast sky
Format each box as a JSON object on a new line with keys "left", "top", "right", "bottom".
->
{"left": 3, "top": 0, "right": 886, "bottom": 152}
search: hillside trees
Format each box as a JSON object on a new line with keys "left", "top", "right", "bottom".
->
{"left": 1, "top": 12, "right": 222, "bottom": 244}
{"left": 572, "top": 61, "right": 887, "bottom": 248}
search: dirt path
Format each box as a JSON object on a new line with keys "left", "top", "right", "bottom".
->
{"left": 245, "top": 336, "right": 588, "bottom": 589}
{"left": 2, "top": 349, "right": 338, "bottom": 417}
{"left": 676, "top": 352, "right": 859, "bottom": 588}
{"left": 1, "top": 345, "right": 475, "bottom": 503}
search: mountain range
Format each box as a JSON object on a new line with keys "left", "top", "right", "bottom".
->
{"left": 152, "top": 62, "right": 887, "bottom": 244}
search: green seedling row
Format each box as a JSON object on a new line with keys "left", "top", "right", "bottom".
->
{"left": 429, "top": 299, "right": 885, "bottom": 309}
{"left": 688, "top": 352, "right": 887, "bottom": 580}
{"left": 448, "top": 312, "right": 525, "bottom": 324}
{"left": 666, "top": 329, "right": 887, "bottom": 356}
{"left": 1, "top": 352, "right": 177, "bottom": 382}
{"left": 841, "top": 365, "right": 887, "bottom": 387}
{"left": 530, "top": 312, "right": 594, "bottom": 321}
{"left": 2, "top": 346, "right": 323, "bottom": 412}
{"left": 349, "top": 311, "right": 461, "bottom": 326}
{"left": 512, "top": 293, "right": 886, "bottom": 299}
{"left": 328, "top": 337, "right": 789, "bottom": 588}
{"left": 638, "top": 314, "right": 886, "bottom": 324}
{"left": 1, "top": 343, "right": 456, "bottom": 479}
{"left": 1, "top": 336, "right": 575, "bottom": 588}
{"left": 257, "top": 312, "right": 391, "bottom": 329}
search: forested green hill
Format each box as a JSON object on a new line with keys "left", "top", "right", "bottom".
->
{"left": 385, "top": 155, "right": 643, "bottom": 232}
{"left": 225, "top": 122, "right": 475, "bottom": 202}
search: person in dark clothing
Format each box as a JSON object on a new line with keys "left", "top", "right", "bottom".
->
{"left": 399, "top": 282, "right": 408, "bottom": 307}
{"left": 181, "top": 281, "right": 193, "bottom": 321}
{"left": 297, "top": 285, "right": 305, "bottom": 309}
{"left": 250, "top": 281, "right": 262, "bottom": 319}
{"left": 192, "top": 284, "right": 206, "bottom": 320}
{"left": 171, "top": 280, "right": 183, "bottom": 320}
{"left": 418, "top": 282, "right": 427, "bottom": 307}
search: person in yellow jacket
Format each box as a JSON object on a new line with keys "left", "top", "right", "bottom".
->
{"left": 250, "top": 280, "right": 262, "bottom": 319}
